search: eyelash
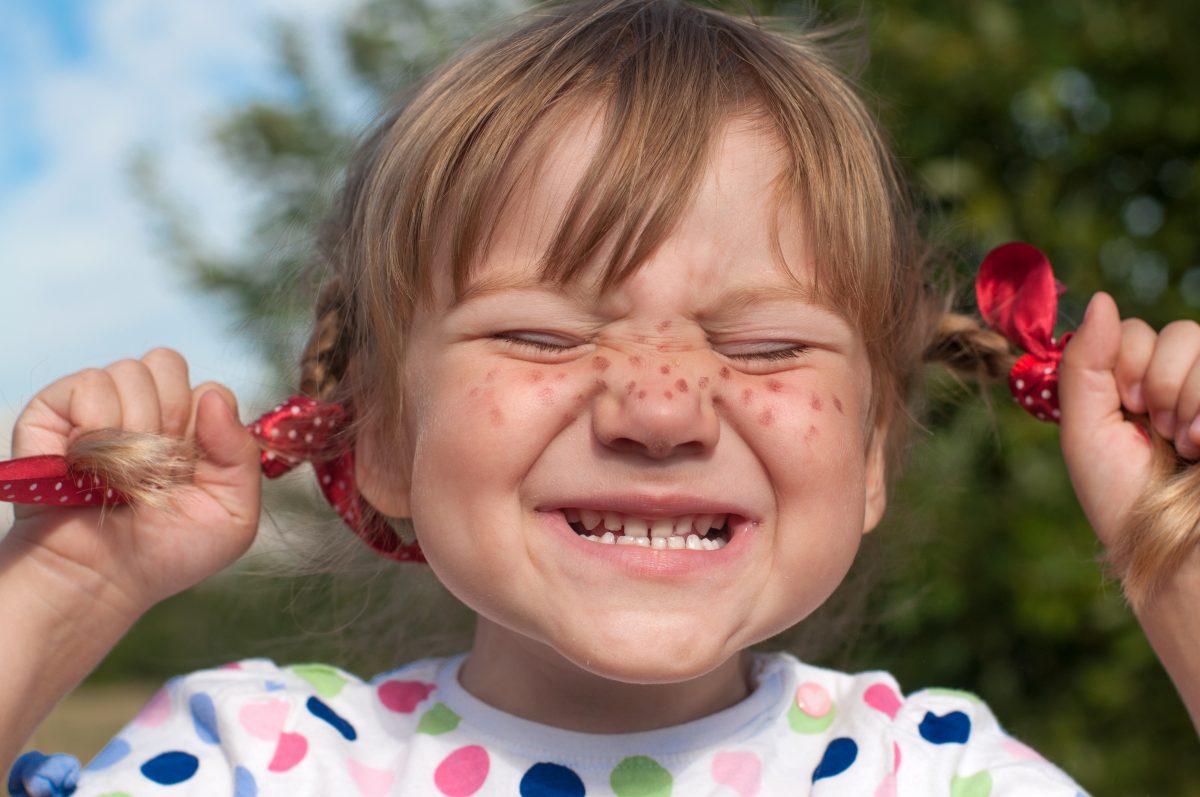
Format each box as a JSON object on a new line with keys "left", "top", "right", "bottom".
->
{"left": 495, "top": 335, "right": 809, "bottom": 362}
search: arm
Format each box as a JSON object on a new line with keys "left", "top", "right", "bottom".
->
{"left": 1059, "top": 293, "right": 1200, "bottom": 731}
{"left": 0, "top": 348, "right": 263, "bottom": 778}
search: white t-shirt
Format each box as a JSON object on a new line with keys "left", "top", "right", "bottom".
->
{"left": 12, "top": 652, "right": 1088, "bottom": 796}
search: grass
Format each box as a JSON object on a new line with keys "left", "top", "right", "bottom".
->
{"left": 25, "top": 682, "right": 160, "bottom": 763}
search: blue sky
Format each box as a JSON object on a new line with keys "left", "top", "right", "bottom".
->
{"left": 0, "top": 0, "right": 366, "bottom": 459}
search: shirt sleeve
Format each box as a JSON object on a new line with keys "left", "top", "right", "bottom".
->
{"left": 10, "top": 659, "right": 310, "bottom": 797}
{"left": 892, "top": 687, "right": 1090, "bottom": 796}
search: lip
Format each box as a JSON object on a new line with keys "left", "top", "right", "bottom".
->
{"left": 536, "top": 494, "right": 759, "bottom": 521}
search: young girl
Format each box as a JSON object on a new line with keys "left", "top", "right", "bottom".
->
{"left": 3, "top": 0, "right": 1198, "bottom": 794}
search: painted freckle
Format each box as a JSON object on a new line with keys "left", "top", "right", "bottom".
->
{"left": 675, "top": 379, "right": 688, "bottom": 393}
{"left": 656, "top": 319, "right": 672, "bottom": 332}
{"left": 634, "top": 334, "right": 648, "bottom": 344}
{"left": 637, "top": 390, "right": 647, "bottom": 399}
{"left": 555, "top": 372, "right": 567, "bottom": 381}
{"left": 626, "top": 381, "right": 637, "bottom": 395}
{"left": 664, "top": 391, "right": 674, "bottom": 400}
{"left": 757, "top": 408, "right": 775, "bottom": 426}
{"left": 767, "top": 379, "right": 784, "bottom": 393}
{"left": 629, "top": 355, "right": 642, "bottom": 366}
{"left": 719, "top": 366, "right": 731, "bottom": 380}
{"left": 537, "top": 387, "right": 555, "bottom": 406}
{"left": 489, "top": 407, "right": 504, "bottom": 426}
{"left": 810, "top": 392, "right": 823, "bottom": 411}
{"left": 804, "top": 424, "right": 819, "bottom": 443}
{"left": 468, "top": 387, "right": 480, "bottom": 398}
{"left": 659, "top": 364, "right": 671, "bottom": 375}
{"left": 592, "top": 356, "right": 611, "bottom": 371}
{"left": 698, "top": 376, "right": 709, "bottom": 389}
{"left": 528, "top": 371, "right": 544, "bottom": 383}
{"left": 485, "top": 370, "right": 496, "bottom": 382}
{"left": 832, "top": 395, "right": 843, "bottom": 414}
{"left": 741, "top": 388, "right": 753, "bottom": 406}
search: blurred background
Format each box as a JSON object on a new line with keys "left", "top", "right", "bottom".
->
{"left": 3, "top": 0, "right": 1199, "bottom": 793}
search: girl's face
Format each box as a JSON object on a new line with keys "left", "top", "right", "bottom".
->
{"left": 360, "top": 110, "right": 886, "bottom": 685}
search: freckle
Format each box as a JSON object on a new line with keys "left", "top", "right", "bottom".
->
{"left": 719, "top": 366, "right": 731, "bottom": 380}
{"left": 635, "top": 334, "right": 647, "bottom": 344}
{"left": 573, "top": 392, "right": 585, "bottom": 404}
{"left": 804, "top": 424, "right": 818, "bottom": 443}
{"left": 757, "top": 408, "right": 775, "bottom": 426}
{"left": 555, "top": 372, "right": 567, "bottom": 381}
{"left": 833, "top": 395, "right": 843, "bottom": 413}
{"left": 626, "top": 380, "right": 637, "bottom": 395}
{"left": 675, "top": 379, "right": 688, "bottom": 393}
{"left": 767, "top": 379, "right": 783, "bottom": 393}
{"left": 664, "top": 391, "right": 674, "bottom": 400}
{"left": 489, "top": 406, "right": 504, "bottom": 426}
{"left": 740, "top": 388, "right": 753, "bottom": 406}
{"left": 656, "top": 342, "right": 670, "bottom": 351}
{"left": 485, "top": 370, "right": 496, "bottom": 382}
{"left": 656, "top": 319, "right": 672, "bottom": 332}
{"left": 660, "top": 364, "right": 671, "bottom": 375}
{"left": 698, "top": 376, "right": 709, "bottom": 389}
{"left": 637, "top": 390, "right": 647, "bottom": 399}
{"left": 537, "top": 387, "right": 555, "bottom": 406}
{"left": 591, "top": 378, "right": 606, "bottom": 395}
{"left": 592, "top": 356, "right": 610, "bottom": 371}
{"left": 529, "top": 371, "right": 544, "bottom": 383}
{"left": 810, "top": 392, "right": 823, "bottom": 411}
{"left": 629, "top": 355, "right": 642, "bottom": 366}
{"left": 468, "top": 387, "right": 480, "bottom": 398}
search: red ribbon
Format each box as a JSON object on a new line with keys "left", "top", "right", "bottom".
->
{"left": 976, "top": 242, "right": 1071, "bottom": 423}
{"left": 0, "top": 395, "right": 425, "bottom": 563}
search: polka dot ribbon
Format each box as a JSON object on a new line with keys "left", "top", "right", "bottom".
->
{"left": 976, "top": 242, "right": 1072, "bottom": 423}
{"left": 0, "top": 394, "right": 426, "bottom": 563}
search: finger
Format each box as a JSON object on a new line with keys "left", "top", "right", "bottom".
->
{"left": 1176, "top": 357, "right": 1200, "bottom": 460}
{"left": 184, "top": 382, "right": 240, "bottom": 442}
{"left": 192, "top": 388, "right": 256, "bottom": 471}
{"left": 1143, "top": 319, "right": 1200, "bottom": 440}
{"left": 141, "top": 348, "right": 192, "bottom": 438}
{"left": 11, "top": 368, "right": 122, "bottom": 459}
{"left": 103, "top": 358, "right": 162, "bottom": 435}
{"left": 1115, "top": 318, "right": 1156, "bottom": 414}
{"left": 1059, "top": 292, "right": 1124, "bottom": 439}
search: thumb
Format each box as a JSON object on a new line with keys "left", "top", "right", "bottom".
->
{"left": 1059, "top": 291, "right": 1124, "bottom": 437}
{"left": 193, "top": 388, "right": 258, "bottom": 471}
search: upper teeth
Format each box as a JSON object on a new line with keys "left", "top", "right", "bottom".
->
{"left": 565, "top": 508, "right": 727, "bottom": 538}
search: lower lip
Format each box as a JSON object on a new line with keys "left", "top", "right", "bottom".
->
{"left": 534, "top": 510, "right": 758, "bottom": 578}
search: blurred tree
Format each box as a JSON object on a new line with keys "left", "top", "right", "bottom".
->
{"left": 116, "top": 0, "right": 1198, "bottom": 794}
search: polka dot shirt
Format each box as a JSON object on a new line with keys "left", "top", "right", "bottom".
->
{"left": 10, "top": 653, "right": 1089, "bottom": 796}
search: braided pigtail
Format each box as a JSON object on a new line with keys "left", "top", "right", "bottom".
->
{"left": 922, "top": 307, "right": 1196, "bottom": 608}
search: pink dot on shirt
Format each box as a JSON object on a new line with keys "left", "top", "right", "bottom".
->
{"left": 434, "top": 745, "right": 490, "bottom": 796}
{"left": 378, "top": 680, "right": 435, "bottom": 713}
{"left": 347, "top": 758, "right": 397, "bottom": 797}
{"left": 863, "top": 683, "right": 902, "bottom": 720}
{"left": 134, "top": 687, "right": 172, "bottom": 727}
{"left": 711, "top": 750, "right": 762, "bottom": 797}
{"left": 795, "top": 682, "right": 832, "bottom": 717}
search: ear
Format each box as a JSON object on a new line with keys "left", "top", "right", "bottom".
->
{"left": 862, "top": 427, "right": 888, "bottom": 534}
{"left": 354, "top": 420, "right": 413, "bottom": 519}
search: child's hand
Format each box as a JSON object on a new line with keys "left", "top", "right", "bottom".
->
{"left": 1058, "top": 293, "right": 1200, "bottom": 555}
{"left": 3, "top": 348, "right": 262, "bottom": 626}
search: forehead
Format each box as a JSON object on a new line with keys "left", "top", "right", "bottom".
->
{"left": 445, "top": 104, "right": 814, "bottom": 309}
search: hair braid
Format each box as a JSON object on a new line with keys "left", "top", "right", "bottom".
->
{"left": 299, "top": 277, "right": 354, "bottom": 403}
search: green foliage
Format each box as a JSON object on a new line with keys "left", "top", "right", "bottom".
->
{"left": 117, "top": 0, "right": 1198, "bottom": 794}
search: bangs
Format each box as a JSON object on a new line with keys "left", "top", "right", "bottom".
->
{"left": 391, "top": 0, "right": 906, "bottom": 328}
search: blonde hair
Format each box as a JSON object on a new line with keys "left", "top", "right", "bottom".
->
{"left": 69, "top": 0, "right": 1193, "bottom": 609}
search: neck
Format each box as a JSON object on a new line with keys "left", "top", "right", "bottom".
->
{"left": 457, "top": 617, "right": 753, "bottom": 733}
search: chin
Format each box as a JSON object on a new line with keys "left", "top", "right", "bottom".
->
{"left": 548, "top": 611, "right": 740, "bottom": 685}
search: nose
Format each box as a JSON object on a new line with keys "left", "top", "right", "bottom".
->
{"left": 591, "top": 359, "right": 720, "bottom": 460}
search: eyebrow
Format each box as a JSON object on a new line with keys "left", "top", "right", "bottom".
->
{"left": 453, "top": 273, "right": 594, "bottom": 306}
{"left": 696, "top": 282, "right": 820, "bottom": 319}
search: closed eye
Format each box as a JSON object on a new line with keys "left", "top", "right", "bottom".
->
{"left": 725, "top": 345, "right": 810, "bottom": 362}
{"left": 493, "top": 333, "right": 580, "bottom": 353}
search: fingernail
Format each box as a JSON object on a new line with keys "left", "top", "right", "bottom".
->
{"left": 1177, "top": 432, "right": 1200, "bottom": 461}
{"left": 1189, "top": 414, "right": 1200, "bottom": 445}
{"left": 1127, "top": 382, "right": 1144, "bottom": 412}
{"left": 1154, "top": 411, "right": 1177, "bottom": 439}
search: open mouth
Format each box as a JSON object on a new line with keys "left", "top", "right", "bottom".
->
{"left": 561, "top": 508, "right": 734, "bottom": 550}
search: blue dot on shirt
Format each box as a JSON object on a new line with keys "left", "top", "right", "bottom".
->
{"left": 812, "top": 737, "right": 857, "bottom": 782}
{"left": 85, "top": 737, "right": 131, "bottom": 771}
{"left": 306, "top": 696, "right": 357, "bottom": 741}
{"left": 519, "top": 762, "right": 586, "bottom": 796}
{"left": 190, "top": 692, "right": 220, "bottom": 744}
{"left": 234, "top": 765, "right": 258, "bottom": 797}
{"left": 140, "top": 751, "right": 199, "bottom": 785}
{"left": 918, "top": 710, "right": 971, "bottom": 744}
